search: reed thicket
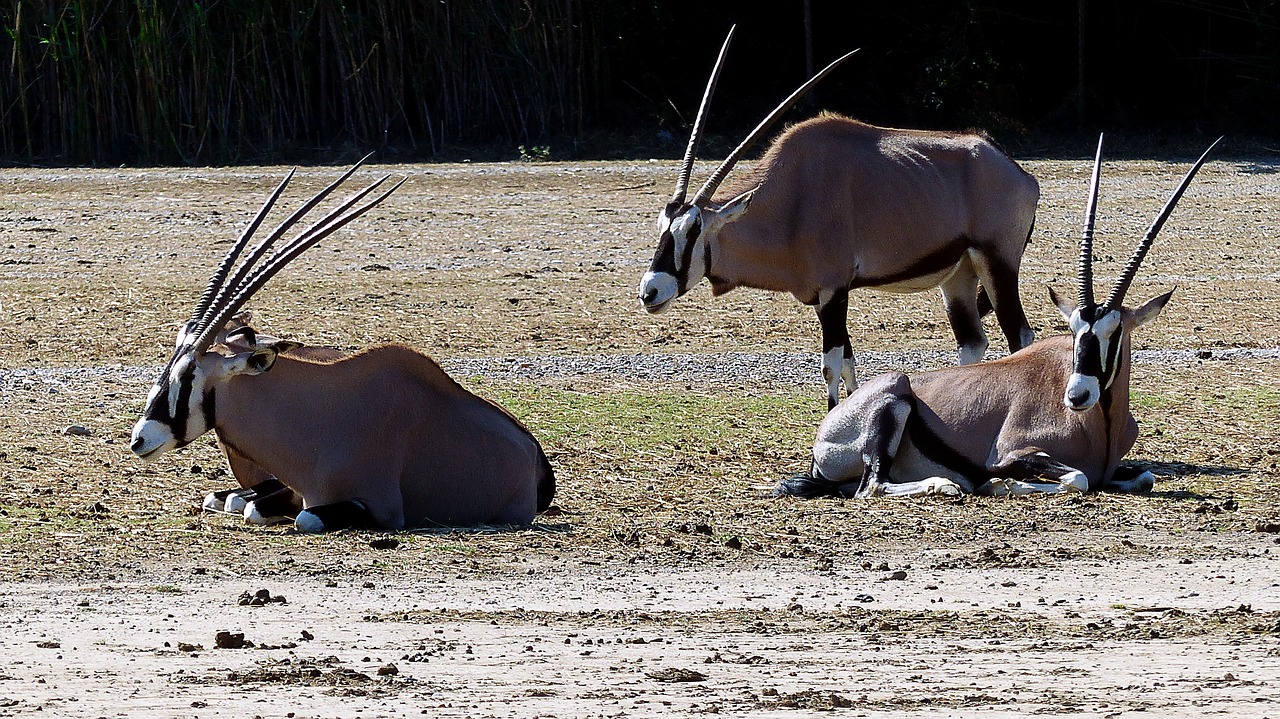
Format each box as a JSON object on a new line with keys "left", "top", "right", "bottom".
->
{"left": 1, "top": 0, "right": 597, "bottom": 164}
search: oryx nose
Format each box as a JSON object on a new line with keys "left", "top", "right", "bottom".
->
{"left": 641, "top": 287, "right": 658, "bottom": 305}
{"left": 130, "top": 435, "right": 147, "bottom": 453}
{"left": 1066, "top": 386, "right": 1091, "bottom": 408}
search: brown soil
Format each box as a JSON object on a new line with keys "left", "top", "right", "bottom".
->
{"left": 2, "top": 157, "right": 1279, "bottom": 717}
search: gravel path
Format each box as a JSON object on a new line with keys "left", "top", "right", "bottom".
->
{"left": 3, "top": 346, "right": 1277, "bottom": 397}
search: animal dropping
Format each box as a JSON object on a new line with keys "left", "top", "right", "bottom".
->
{"left": 639, "top": 27, "right": 1039, "bottom": 409}
{"left": 130, "top": 157, "right": 556, "bottom": 532}
{"left": 776, "top": 135, "right": 1221, "bottom": 498}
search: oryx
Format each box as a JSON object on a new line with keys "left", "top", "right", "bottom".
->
{"left": 130, "top": 159, "right": 556, "bottom": 531}
{"left": 199, "top": 313, "right": 342, "bottom": 525}
{"left": 638, "top": 28, "right": 1040, "bottom": 409}
{"left": 775, "top": 136, "right": 1220, "bottom": 498}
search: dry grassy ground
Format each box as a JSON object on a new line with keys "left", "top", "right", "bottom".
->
{"left": 1, "top": 156, "right": 1278, "bottom": 717}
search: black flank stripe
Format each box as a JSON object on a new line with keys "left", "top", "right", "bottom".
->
{"left": 904, "top": 397, "right": 991, "bottom": 482}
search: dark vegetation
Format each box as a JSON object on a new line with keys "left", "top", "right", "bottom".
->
{"left": 1, "top": 0, "right": 1277, "bottom": 165}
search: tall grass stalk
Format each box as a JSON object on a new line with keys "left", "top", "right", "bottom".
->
{"left": 1, "top": 0, "right": 595, "bottom": 164}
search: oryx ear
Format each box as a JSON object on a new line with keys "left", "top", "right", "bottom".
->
{"left": 1048, "top": 286, "right": 1077, "bottom": 320}
{"left": 715, "top": 187, "right": 755, "bottom": 227}
{"left": 1129, "top": 289, "right": 1175, "bottom": 327}
{"left": 271, "top": 339, "right": 303, "bottom": 355}
{"left": 234, "top": 342, "right": 294, "bottom": 376}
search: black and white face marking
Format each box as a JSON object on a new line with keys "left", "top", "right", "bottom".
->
{"left": 638, "top": 201, "right": 708, "bottom": 314}
{"left": 130, "top": 351, "right": 217, "bottom": 461}
{"left": 1063, "top": 305, "right": 1124, "bottom": 412}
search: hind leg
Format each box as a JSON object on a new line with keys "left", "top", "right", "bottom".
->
{"left": 295, "top": 500, "right": 379, "bottom": 533}
{"left": 241, "top": 480, "right": 304, "bottom": 525}
{"left": 939, "top": 259, "right": 988, "bottom": 365}
{"left": 806, "top": 373, "right": 914, "bottom": 498}
{"left": 970, "top": 249, "right": 1034, "bottom": 353}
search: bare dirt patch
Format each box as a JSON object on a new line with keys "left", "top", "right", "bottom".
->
{"left": 2, "top": 157, "right": 1279, "bottom": 717}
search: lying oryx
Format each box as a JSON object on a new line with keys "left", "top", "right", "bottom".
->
{"left": 639, "top": 28, "right": 1039, "bottom": 409}
{"left": 776, "top": 136, "right": 1219, "bottom": 498}
{"left": 199, "top": 314, "right": 339, "bottom": 524}
{"left": 130, "top": 160, "right": 556, "bottom": 531}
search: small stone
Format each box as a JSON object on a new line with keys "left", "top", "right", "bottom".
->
{"left": 214, "top": 631, "right": 247, "bottom": 649}
{"left": 368, "top": 537, "right": 400, "bottom": 550}
{"left": 63, "top": 425, "right": 91, "bottom": 437}
{"left": 377, "top": 663, "right": 399, "bottom": 676}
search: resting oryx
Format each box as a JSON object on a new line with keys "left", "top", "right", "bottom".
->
{"left": 130, "top": 159, "right": 556, "bottom": 531}
{"left": 638, "top": 28, "right": 1040, "bottom": 409}
{"left": 199, "top": 313, "right": 341, "bottom": 524}
{"left": 775, "top": 136, "right": 1219, "bottom": 498}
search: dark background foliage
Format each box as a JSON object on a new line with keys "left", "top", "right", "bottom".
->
{"left": 1, "top": 0, "right": 1275, "bottom": 165}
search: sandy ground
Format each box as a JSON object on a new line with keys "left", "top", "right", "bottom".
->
{"left": 3, "top": 541, "right": 1278, "bottom": 718}
{"left": 2, "top": 153, "right": 1279, "bottom": 717}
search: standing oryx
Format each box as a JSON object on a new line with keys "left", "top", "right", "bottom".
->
{"left": 638, "top": 28, "right": 1040, "bottom": 408}
{"left": 775, "top": 136, "right": 1219, "bottom": 499}
{"left": 130, "top": 158, "right": 556, "bottom": 532}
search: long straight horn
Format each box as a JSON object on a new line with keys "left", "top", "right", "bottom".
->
{"left": 672, "top": 26, "right": 735, "bottom": 206}
{"left": 187, "top": 169, "right": 295, "bottom": 330}
{"left": 190, "top": 153, "right": 375, "bottom": 342}
{"left": 189, "top": 174, "right": 405, "bottom": 356}
{"left": 1104, "top": 136, "right": 1222, "bottom": 311}
{"left": 690, "top": 47, "right": 859, "bottom": 208}
{"left": 1077, "top": 134, "right": 1104, "bottom": 308}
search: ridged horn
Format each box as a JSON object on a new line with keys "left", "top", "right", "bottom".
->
{"left": 690, "top": 47, "right": 859, "bottom": 208}
{"left": 1103, "top": 136, "right": 1222, "bottom": 311}
{"left": 672, "top": 26, "right": 735, "bottom": 206}
{"left": 188, "top": 154, "right": 376, "bottom": 346}
{"left": 188, "top": 162, "right": 404, "bottom": 356}
{"left": 1077, "top": 134, "right": 1104, "bottom": 308}
{"left": 187, "top": 169, "right": 294, "bottom": 331}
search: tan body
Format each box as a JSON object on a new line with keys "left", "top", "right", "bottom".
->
{"left": 807, "top": 333, "right": 1139, "bottom": 498}
{"left": 212, "top": 344, "right": 550, "bottom": 528}
{"left": 709, "top": 115, "right": 1040, "bottom": 308}
{"left": 131, "top": 159, "right": 556, "bottom": 532}
{"left": 778, "top": 135, "right": 1217, "bottom": 499}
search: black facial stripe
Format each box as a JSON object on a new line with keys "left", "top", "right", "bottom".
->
{"left": 1075, "top": 332, "right": 1102, "bottom": 378}
{"left": 1101, "top": 326, "right": 1124, "bottom": 387}
{"left": 170, "top": 366, "right": 196, "bottom": 441}
{"left": 649, "top": 231, "right": 677, "bottom": 275}
{"left": 202, "top": 386, "right": 217, "bottom": 431}
{"left": 677, "top": 219, "right": 701, "bottom": 286}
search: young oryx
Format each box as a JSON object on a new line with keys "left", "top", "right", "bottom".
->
{"left": 775, "top": 136, "right": 1219, "bottom": 498}
{"left": 130, "top": 159, "right": 556, "bottom": 531}
{"left": 638, "top": 28, "right": 1040, "bottom": 409}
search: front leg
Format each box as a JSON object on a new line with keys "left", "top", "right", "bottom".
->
{"left": 979, "top": 449, "right": 1089, "bottom": 496}
{"left": 1100, "top": 464, "right": 1156, "bottom": 493}
{"left": 817, "top": 288, "right": 856, "bottom": 410}
{"left": 295, "top": 500, "right": 379, "bottom": 533}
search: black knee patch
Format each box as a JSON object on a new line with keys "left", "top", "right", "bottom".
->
{"left": 299, "top": 501, "right": 378, "bottom": 532}
{"left": 248, "top": 483, "right": 302, "bottom": 521}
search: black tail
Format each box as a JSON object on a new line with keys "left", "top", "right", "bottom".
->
{"left": 535, "top": 450, "right": 556, "bottom": 513}
{"left": 976, "top": 285, "right": 994, "bottom": 318}
{"left": 773, "top": 465, "right": 853, "bottom": 499}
